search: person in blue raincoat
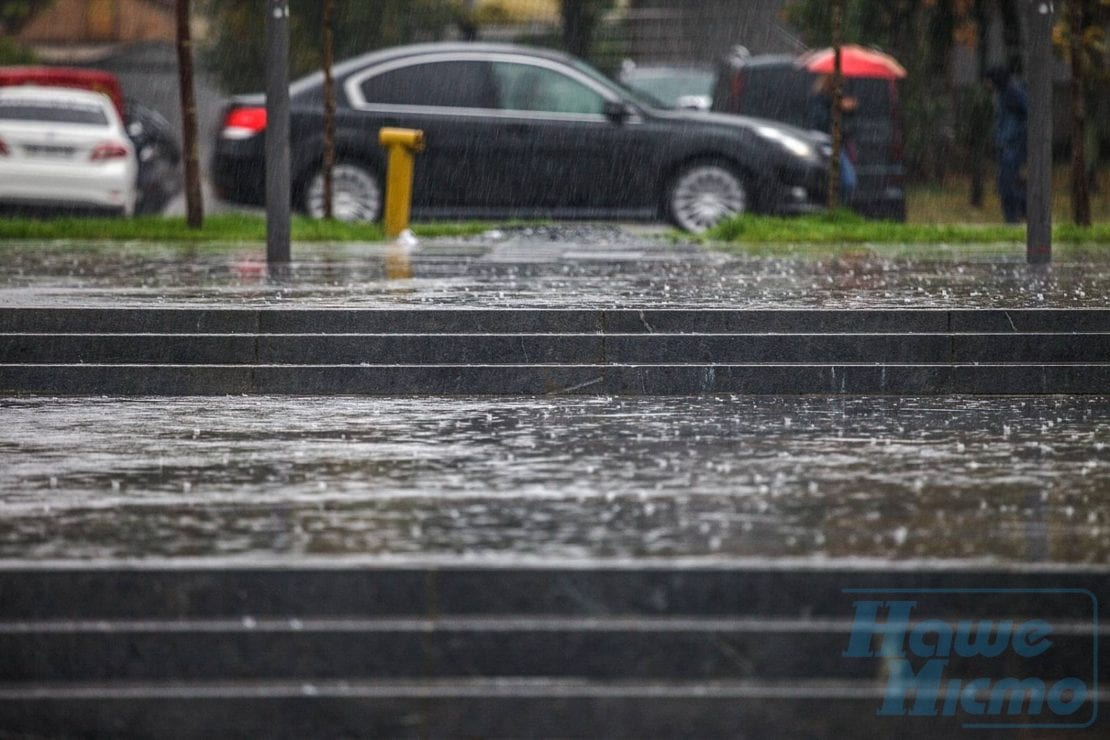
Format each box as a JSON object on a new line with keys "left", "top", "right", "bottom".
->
{"left": 987, "top": 66, "right": 1028, "bottom": 223}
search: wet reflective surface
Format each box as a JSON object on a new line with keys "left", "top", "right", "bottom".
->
{"left": 1, "top": 226, "right": 1109, "bottom": 308}
{"left": 1, "top": 396, "right": 1107, "bottom": 563}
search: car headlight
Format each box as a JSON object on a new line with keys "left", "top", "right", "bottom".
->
{"left": 755, "top": 125, "right": 817, "bottom": 160}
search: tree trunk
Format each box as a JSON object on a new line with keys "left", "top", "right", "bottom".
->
{"left": 322, "top": 0, "right": 336, "bottom": 219}
{"left": 828, "top": 0, "right": 843, "bottom": 210}
{"left": 561, "top": 0, "right": 595, "bottom": 59}
{"left": 1068, "top": 0, "right": 1091, "bottom": 226}
{"left": 175, "top": 0, "right": 203, "bottom": 229}
{"left": 999, "top": 0, "right": 1023, "bottom": 73}
{"left": 969, "top": 0, "right": 990, "bottom": 207}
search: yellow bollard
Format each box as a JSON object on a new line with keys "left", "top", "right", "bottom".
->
{"left": 378, "top": 127, "right": 425, "bottom": 239}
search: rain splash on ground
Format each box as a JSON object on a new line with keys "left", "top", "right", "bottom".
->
{"left": 1, "top": 395, "right": 1107, "bottom": 563}
{"left": 2, "top": 226, "right": 1109, "bottom": 563}
{"left": 0, "top": 225, "right": 1108, "bottom": 308}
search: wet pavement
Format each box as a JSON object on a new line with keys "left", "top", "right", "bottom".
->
{"left": 1, "top": 395, "right": 1107, "bottom": 563}
{"left": 2, "top": 226, "right": 1109, "bottom": 565}
{"left": 1, "top": 225, "right": 1108, "bottom": 309}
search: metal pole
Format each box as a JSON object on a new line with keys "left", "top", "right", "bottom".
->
{"left": 1068, "top": 0, "right": 1090, "bottom": 227}
{"left": 266, "top": 0, "right": 291, "bottom": 264}
{"left": 1026, "top": 0, "right": 1054, "bottom": 264}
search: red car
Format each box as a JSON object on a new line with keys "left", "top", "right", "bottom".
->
{"left": 0, "top": 67, "right": 125, "bottom": 119}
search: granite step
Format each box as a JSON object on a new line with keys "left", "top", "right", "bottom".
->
{"left": 3, "top": 362, "right": 1110, "bottom": 395}
{"left": 5, "top": 332, "right": 1110, "bottom": 364}
{"left": 3, "top": 307, "right": 1110, "bottom": 334}
{"left": 1, "top": 681, "right": 1074, "bottom": 739}
{"left": 0, "top": 617, "right": 1099, "bottom": 683}
{"left": 0, "top": 564, "right": 1104, "bottom": 738}
{"left": 2, "top": 308, "right": 1108, "bottom": 395}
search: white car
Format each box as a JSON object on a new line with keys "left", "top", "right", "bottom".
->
{"left": 0, "top": 85, "right": 137, "bottom": 216}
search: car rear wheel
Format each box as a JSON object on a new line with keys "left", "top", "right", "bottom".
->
{"left": 305, "top": 163, "right": 382, "bottom": 222}
{"left": 667, "top": 162, "right": 748, "bottom": 233}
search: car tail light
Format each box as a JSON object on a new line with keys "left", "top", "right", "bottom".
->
{"left": 0, "top": 137, "right": 8, "bottom": 156}
{"left": 222, "top": 107, "right": 267, "bottom": 139}
{"left": 728, "top": 73, "right": 745, "bottom": 114}
{"left": 90, "top": 141, "right": 129, "bottom": 161}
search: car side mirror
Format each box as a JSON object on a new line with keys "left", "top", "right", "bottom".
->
{"left": 603, "top": 100, "right": 632, "bottom": 123}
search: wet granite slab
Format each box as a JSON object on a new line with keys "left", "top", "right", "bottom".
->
{"left": 4, "top": 363, "right": 1110, "bottom": 395}
{"left": 6, "top": 307, "right": 1110, "bottom": 334}
{"left": 2, "top": 395, "right": 1107, "bottom": 563}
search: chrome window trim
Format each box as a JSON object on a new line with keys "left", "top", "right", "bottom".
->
{"left": 343, "top": 51, "right": 640, "bottom": 124}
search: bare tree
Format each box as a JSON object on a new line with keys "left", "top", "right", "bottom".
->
{"left": 1068, "top": 0, "right": 1091, "bottom": 226}
{"left": 322, "top": 0, "right": 336, "bottom": 219}
{"left": 175, "top": 0, "right": 203, "bottom": 228}
{"left": 560, "top": 0, "right": 613, "bottom": 60}
{"left": 828, "top": 0, "right": 843, "bottom": 210}
{"left": 968, "top": 0, "right": 992, "bottom": 208}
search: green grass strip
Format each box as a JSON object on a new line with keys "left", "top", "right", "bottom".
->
{"left": 705, "top": 211, "right": 1110, "bottom": 248}
{"left": 0, "top": 214, "right": 506, "bottom": 243}
{"left": 701, "top": 213, "right": 1110, "bottom": 259}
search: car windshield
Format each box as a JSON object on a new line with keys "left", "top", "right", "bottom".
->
{"left": 0, "top": 101, "right": 108, "bottom": 125}
{"left": 621, "top": 69, "right": 716, "bottom": 108}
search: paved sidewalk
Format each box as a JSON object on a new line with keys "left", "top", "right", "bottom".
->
{"left": 2, "top": 395, "right": 1107, "bottom": 563}
{"left": 2, "top": 225, "right": 1109, "bottom": 308}
{"left": 1, "top": 226, "right": 1108, "bottom": 564}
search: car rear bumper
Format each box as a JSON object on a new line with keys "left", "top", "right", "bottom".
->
{"left": 851, "top": 191, "right": 906, "bottom": 221}
{"left": 0, "top": 161, "right": 135, "bottom": 214}
{"left": 211, "top": 139, "right": 265, "bottom": 206}
{"left": 852, "top": 164, "right": 906, "bottom": 221}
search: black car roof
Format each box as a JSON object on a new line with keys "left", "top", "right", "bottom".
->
{"left": 720, "top": 54, "right": 803, "bottom": 72}
{"left": 286, "top": 42, "right": 587, "bottom": 99}
{"left": 321, "top": 43, "right": 578, "bottom": 82}
{"left": 621, "top": 65, "right": 715, "bottom": 74}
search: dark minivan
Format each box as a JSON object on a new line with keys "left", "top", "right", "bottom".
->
{"left": 713, "top": 53, "right": 905, "bottom": 221}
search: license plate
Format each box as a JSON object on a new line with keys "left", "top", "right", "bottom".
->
{"left": 23, "top": 144, "right": 76, "bottom": 158}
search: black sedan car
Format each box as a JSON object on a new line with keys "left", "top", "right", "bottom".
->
{"left": 212, "top": 43, "right": 828, "bottom": 232}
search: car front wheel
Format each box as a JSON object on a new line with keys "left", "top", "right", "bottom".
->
{"left": 667, "top": 161, "right": 748, "bottom": 233}
{"left": 305, "top": 163, "right": 382, "bottom": 222}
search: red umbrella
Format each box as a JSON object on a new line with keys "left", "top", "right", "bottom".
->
{"left": 800, "top": 45, "right": 907, "bottom": 79}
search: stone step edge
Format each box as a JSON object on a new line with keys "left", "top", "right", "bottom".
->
{"left": 5, "top": 308, "right": 1109, "bottom": 313}
{"left": 5, "top": 362, "right": 1110, "bottom": 367}
{"left": 0, "top": 616, "right": 1099, "bottom": 635}
{"left": 0, "top": 680, "right": 1106, "bottom": 703}
{"left": 4, "top": 307, "right": 1110, "bottom": 335}
{"left": 5, "top": 331, "right": 1110, "bottom": 337}
{"left": 1, "top": 558, "right": 1106, "bottom": 572}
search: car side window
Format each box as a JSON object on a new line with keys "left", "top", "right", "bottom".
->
{"left": 359, "top": 61, "right": 496, "bottom": 109}
{"left": 492, "top": 62, "right": 605, "bottom": 116}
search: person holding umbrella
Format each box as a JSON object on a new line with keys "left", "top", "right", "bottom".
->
{"left": 800, "top": 45, "right": 907, "bottom": 209}
{"left": 806, "top": 74, "right": 858, "bottom": 204}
